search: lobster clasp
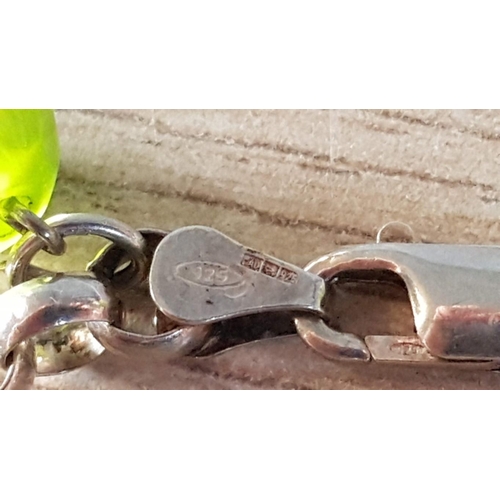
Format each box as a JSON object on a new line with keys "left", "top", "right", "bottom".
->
{"left": 295, "top": 243, "right": 500, "bottom": 369}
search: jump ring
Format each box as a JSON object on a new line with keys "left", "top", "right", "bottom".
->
{"left": 0, "top": 197, "right": 66, "bottom": 255}
{"left": 376, "top": 221, "right": 419, "bottom": 244}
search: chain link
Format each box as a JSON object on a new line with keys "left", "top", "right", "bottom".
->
{"left": 0, "top": 275, "right": 112, "bottom": 389}
{"left": 7, "top": 212, "right": 148, "bottom": 288}
{"left": 0, "top": 209, "right": 151, "bottom": 387}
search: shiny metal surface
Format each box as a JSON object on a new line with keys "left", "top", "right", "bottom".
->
{"left": 0, "top": 275, "right": 112, "bottom": 382}
{"left": 149, "top": 226, "right": 325, "bottom": 325}
{"left": 90, "top": 322, "right": 211, "bottom": 359}
{"left": 295, "top": 243, "right": 500, "bottom": 368}
{"left": 296, "top": 316, "right": 370, "bottom": 362}
{"left": 0, "top": 197, "right": 66, "bottom": 255}
{"left": 7, "top": 213, "right": 147, "bottom": 288}
{"left": 88, "top": 229, "right": 211, "bottom": 358}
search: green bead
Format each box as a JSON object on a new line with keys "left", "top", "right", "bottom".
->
{"left": 0, "top": 110, "right": 60, "bottom": 253}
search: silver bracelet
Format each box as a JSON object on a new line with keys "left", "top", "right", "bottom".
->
{"left": 1, "top": 207, "right": 499, "bottom": 390}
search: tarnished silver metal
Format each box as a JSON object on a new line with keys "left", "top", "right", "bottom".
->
{"left": 0, "top": 274, "right": 113, "bottom": 386}
{"left": 0, "top": 197, "right": 66, "bottom": 255}
{"left": 88, "top": 229, "right": 212, "bottom": 358}
{"left": 294, "top": 243, "right": 500, "bottom": 368}
{"left": 34, "top": 323, "right": 106, "bottom": 375}
{"left": 149, "top": 226, "right": 326, "bottom": 325}
{"left": 7, "top": 213, "right": 147, "bottom": 288}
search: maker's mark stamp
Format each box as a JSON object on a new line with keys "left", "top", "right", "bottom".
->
{"left": 240, "top": 251, "right": 298, "bottom": 284}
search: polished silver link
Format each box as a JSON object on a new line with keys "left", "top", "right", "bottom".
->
{"left": 0, "top": 274, "right": 113, "bottom": 387}
{"left": 0, "top": 197, "right": 66, "bottom": 255}
{"left": 87, "top": 229, "right": 212, "bottom": 359}
{"left": 7, "top": 213, "right": 147, "bottom": 288}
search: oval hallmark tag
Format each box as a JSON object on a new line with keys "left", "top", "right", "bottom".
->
{"left": 149, "top": 226, "right": 325, "bottom": 325}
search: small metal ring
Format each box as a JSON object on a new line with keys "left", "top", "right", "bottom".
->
{"left": 0, "top": 274, "right": 113, "bottom": 385}
{"left": 7, "top": 213, "right": 147, "bottom": 288}
{"left": 376, "top": 221, "right": 419, "bottom": 244}
{"left": 0, "top": 197, "right": 66, "bottom": 256}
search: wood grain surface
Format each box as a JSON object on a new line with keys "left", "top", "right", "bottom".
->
{"left": 5, "top": 109, "right": 500, "bottom": 389}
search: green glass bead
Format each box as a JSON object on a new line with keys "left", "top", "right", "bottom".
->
{"left": 0, "top": 110, "right": 60, "bottom": 253}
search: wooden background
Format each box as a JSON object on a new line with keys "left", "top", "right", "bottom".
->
{"left": 8, "top": 109, "right": 500, "bottom": 389}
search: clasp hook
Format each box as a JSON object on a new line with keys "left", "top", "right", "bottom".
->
{"left": 295, "top": 243, "right": 500, "bottom": 369}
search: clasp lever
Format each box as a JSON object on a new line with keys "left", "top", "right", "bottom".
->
{"left": 295, "top": 243, "right": 500, "bottom": 369}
